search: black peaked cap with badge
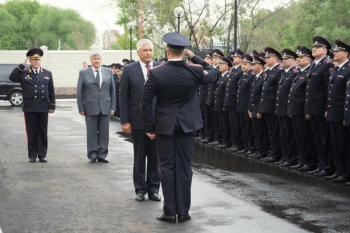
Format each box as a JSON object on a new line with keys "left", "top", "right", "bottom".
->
{"left": 163, "top": 32, "right": 191, "bottom": 50}
{"left": 26, "top": 48, "right": 43, "bottom": 59}
{"left": 229, "top": 51, "right": 235, "bottom": 57}
{"left": 212, "top": 49, "right": 224, "bottom": 58}
{"left": 298, "top": 46, "right": 314, "bottom": 59}
{"left": 258, "top": 52, "right": 266, "bottom": 60}
{"left": 327, "top": 51, "right": 334, "bottom": 61}
{"left": 312, "top": 36, "right": 332, "bottom": 50}
{"left": 264, "top": 47, "right": 281, "bottom": 58}
{"left": 122, "top": 59, "right": 129, "bottom": 63}
{"left": 226, "top": 55, "right": 233, "bottom": 63}
{"left": 220, "top": 56, "right": 233, "bottom": 67}
{"left": 233, "top": 49, "right": 244, "bottom": 58}
{"left": 242, "top": 54, "right": 253, "bottom": 63}
{"left": 252, "top": 54, "right": 266, "bottom": 66}
{"left": 251, "top": 50, "right": 258, "bottom": 57}
{"left": 333, "top": 39, "right": 350, "bottom": 52}
{"left": 205, "top": 52, "right": 213, "bottom": 59}
{"left": 295, "top": 45, "right": 302, "bottom": 55}
{"left": 282, "top": 49, "right": 298, "bottom": 59}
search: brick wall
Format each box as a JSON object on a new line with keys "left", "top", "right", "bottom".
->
{"left": 0, "top": 46, "right": 138, "bottom": 96}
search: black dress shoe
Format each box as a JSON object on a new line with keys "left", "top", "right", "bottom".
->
{"left": 290, "top": 163, "right": 304, "bottom": 169}
{"left": 260, "top": 157, "right": 270, "bottom": 161}
{"left": 237, "top": 150, "right": 246, "bottom": 154}
{"left": 307, "top": 168, "right": 321, "bottom": 174}
{"left": 274, "top": 160, "right": 284, "bottom": 165}
{"left": 98, "top": 158, "right": 109, "bottom": 163}
{"left": 225, "top": 147, "right": 234, "bottom": 151}
{"left": 280, "top": 162, "right": 292, "bottom": 167}
{"left": 208, "top": 141, "right": 217, "bottom": 146}
{"left": 332, "top": 175, "right": 347, "bottom": 182}
{"left": 29, "top": 158, "right": 36, "bottom": 163}
{"left": 313, "top": 170, "right": 329, "bottom": 177}
{"left": 200, "top": 139, "right": 211, "bottom": 144}
{"left": 157, "top": 214, "right": 176, "bottom": 223}
{"left": 299, "top": 165, "right": 311, "bottom": 172}
{"left": 178, "top": 214, "right": 191, "bottom": 222}
{"left": 149, "top": 193, "right": 161, "bottom": 201}
{"left": 244, "top": 151, "right": 254, "bottom": 156}
{"left": 39, "top": 158, "right": 47, "bottom": 162}
{"left": 135, "top": 192, "right": 145, "bottom": 201}
{"left": 231, "top": 147, "right": 240, "bottom": 152}
{"left": 252, "top": 155, "right": 266, "bottom": 159}
{"left": 265, "top": 157, "right": 277, "bottom": 163}
{"left": 324, "top": 174, "right": 338, "bottom": 180}
{"left": 346, "top": 182, "right": 350, "bottom": 186}
{"left": 219, "top": 145, "right": 230, "bottom": 149}
{"left": 89, "top": 159, "right": 96, "bottom": 163}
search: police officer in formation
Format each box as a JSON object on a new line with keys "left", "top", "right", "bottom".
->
{"left": 196, "top": 35, "right": 350, "bottom": 186}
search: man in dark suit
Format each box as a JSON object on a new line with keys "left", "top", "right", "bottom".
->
{"left": 224, "top": 49, "right": 244, "bottom": 152}
{"left": 325, "top": 40, "right": 350, "bottom": 182}
{"left": 141, "top": 33, "right": 215, "bottom": 223}
{"left": 237, "top": 54, "right": 255, "bottom": 155}
{"left": 119, "top": 39, "right": 161, "bottom": 202}
{"left": 305, "top": 36, "right": 334, "bottom": 176}
{"left": 77, "top": 53, "right": 116, "bottom": 163}
{"left": 275, "top": 49, "right": 299, "bottom": 167}
{"left": 249, "top": 55, "right": 268, "bottom": 159}
{"left": 259, "top": 47, "right": 284, "bottom": 163}
{"left": 288, "top": 46, "right": 317, "bottom": 171}
{"left": 9, "top": 48, "right": 56, "bottom": 163}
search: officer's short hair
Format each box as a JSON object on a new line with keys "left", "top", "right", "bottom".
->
{"left": 167, "top": 47, "right": 184, "bottom": 56}
{"left": 137, "top": 39, "right": 153, "bottom": 51}
{"left": 90, "top": 53, "right": 102, "bottom": 58}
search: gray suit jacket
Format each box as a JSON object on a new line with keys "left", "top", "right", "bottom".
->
{"left": 119, "top": 61, "right": 161, "bottom": 129}
{"left": 77, "top": 66, "right": 116, "bottom": 115}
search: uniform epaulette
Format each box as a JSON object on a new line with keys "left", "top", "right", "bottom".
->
{"left": 348, "top": 63, "right": 350, "bottom": 67}
{"left": 278, "top": 66, "right": 283, "bottom": 70}
{"left": 16, "top": 66, "right": 23, "bottom": 71}
{"left": 251, "top": 71, "right": 256, "bottom": 75}
{"left": 151, "top": 64, "right": 164, "bottom": 70}
{"left": 292, "top": 68, "right": 298, "bottom": 73}
{"left": 324, "top": 59, "right": 329, "bottom": 63}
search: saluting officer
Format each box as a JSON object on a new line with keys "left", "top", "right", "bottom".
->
{"left": 259, "top": 47, "right": 284, "bottom": 163}
{"left": 305, "top": 36, "right": 334, "bottom": 176}
{"left": 9, "top": 48, "right": 56, "bottom": 162}
{"left": 224, "top": 49, "right": 244, "bottom": 152}
{"left": 237, "top": 54, "right": 255, "bottom": 155}
{"left": 288, "top": 46, "right": 317, "bottom": 172}
{"left": 249, "top": 55, "right": 268, "bottom": 159}
{"left": 324, "top": 40, "right": 350, "bottom": 182}
{"left": 141, "top": 33, "right": 215, "bottom": 223}
{"left": 215, "top": 56, "right": 232, "bottom": 149}
{"left": 275, "top": 49, "right": 299, "bottom": 166}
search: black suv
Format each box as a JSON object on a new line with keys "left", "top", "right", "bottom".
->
{"left": 0, "top": 63, "right": 28, "bottom": 106}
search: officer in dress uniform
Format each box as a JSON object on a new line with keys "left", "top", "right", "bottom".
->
{"left": 259, "top": 47, "right": 284, "bottom": 163}
{"left": 236, "top": 54, "right": 256, "bottom": 155}
{"left": 288, "top": 46, "right": 317, "bottom": 171}
{"left": 305, "top": 36, "right": 335, "bottom": 176}
{"left": 214, "top": 56, "right": 232, "bottom": 149}
{"left": 343, "top": 49, "right": 350, "bottom": 186}
{"left": 9, "top": 48, "right": 56, "bottom": 162}
{"left": 249, "top": 55, "right": 268, "bottom": 159}
{"left": 224, "top": 49, "right": 244, "bottom": 152}
{"left": 141, "top": 32, "right": 215, "bottom": 223}
{"left": 324, "top": 40, "right": 350, "bottom": 182}
{"left": 199, "top": 52, "right": 215, "bottom": 144}
{"left": 275, "top": 49, "right": 299, "bottom": 167}
{"left": 206, "top": 49, "right": 224, "bottom": 147}
{"left": 113, "top": 63, "right": 123, "bottom": 119}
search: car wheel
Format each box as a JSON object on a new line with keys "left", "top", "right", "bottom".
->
{"left": 9, "top": 91, "right": 23, "bottom": 107}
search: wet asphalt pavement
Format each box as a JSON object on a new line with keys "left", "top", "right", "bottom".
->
{"left": 0, "top": 100, "right": 349, "bottom": 233}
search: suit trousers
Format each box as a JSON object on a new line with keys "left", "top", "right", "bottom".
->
{"left": 330, "top": 122, "right": 348, "bottom": 176}
{"left": 252, "top": 117, "right": 268, "bottom": 157}
{"left": 203, "top": 104, "right": 214, "bottom": 141}
{"left": 228, "top": 107, "right": 243, "bottom": 149}
{"left": 264, "top": 113, "right": 281, "bottom": 159}
{"left": 278, "top": 116, "right": 295, "bottom": 163}
{"left": 210, "top": 104, "right": 222, "bottom": 143}
{"left": 239, "top": 112, "right": 255, "bottom": 152}
{"left": 292, "top": 116, "right": 316, "bottom": 167}
{"left": 85, "top": 114, "right": 109, "bottom": 160}
{"left": 198, "top": 104, "right": 207, "bottom": 138}
{"left": 310, "top": 115, "right": 332, "bottom": 171}
{"left": 155, "top": 124, "right": 195, "bottom": 216}
{"left": 131, "top": 129, "right": 160, "bottom": 194}
{"left": 24, "top": 112, "right": 48, "bottom": 160}
{"left": 218, "top": 110, "right": 231, "bottom": 146}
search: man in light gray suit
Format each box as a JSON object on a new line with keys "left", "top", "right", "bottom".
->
{"left": 77, "top": 53, "right": 116, "bottom": 163}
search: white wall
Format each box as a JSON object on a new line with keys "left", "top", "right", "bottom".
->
{"left": 0, "top": 46, "right": 137, "bottom": 95}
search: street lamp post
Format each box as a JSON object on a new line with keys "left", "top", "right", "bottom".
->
{"left": 173, "top": 7, "right": 184, "bottom": 33}
{"left": 127, "top": 22, "right": 135, "bottom": 60}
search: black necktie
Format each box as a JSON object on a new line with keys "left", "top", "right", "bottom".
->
{"left": 333, "top": 66, "right": 339, "bottom": 78}
{"left": 95, "top": 70, "right": 100, "bottom": 88}
{"left": 34, "top": 70, "right": 38, "bottom": 77}
{"left": 309, "top": 62, "right": 316, "bottom": 72}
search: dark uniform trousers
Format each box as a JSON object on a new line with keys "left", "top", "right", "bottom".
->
{"left": 264, "top": 113, "right": 281, "bottom": 159}
{"left": 131, "top": 129, "right": 160, "bottom": 195}
{"left": 305, "top": 57, "right": 334, "bottom": 171}
{"left": 210, "top": 105, "right": 222, "bottom": 143}
{"left": 252, "top": 117, "right": 268, "bottom": 157}
{"left": 278, "top": 116, "right": 295, "bottom": 162}
{"left": 218, "top": 110, "right": 231, "bottom": 147}
{"left": 239, "top": 112, "right": 254, "bottom": 152}
{"left": 329, "top": 123, "right": 348, "bottom": 176}
{"left": 228, "top": 107, "right": 242, "bottom": 149}
{"left": 198, "top": 103, "right": 206, "bottom": 138}
{"left": 203, "top": 104, "right": 214, "bottom": 141}
{"left": 156, "top": 121, "right": 195, "bottom": 216}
